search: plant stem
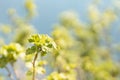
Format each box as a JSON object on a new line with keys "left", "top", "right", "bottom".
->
{"left": 5, "top": 66, "right": 13, "bottom": 80}
{"left": 32, "top": 52, "right": 38, "bottom": 80}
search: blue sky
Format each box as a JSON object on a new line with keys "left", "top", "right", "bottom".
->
{"left": 1, "top": 0, "right": 119, "bottom": 45}
{"left": 0, "top": 0, "right": 114, "bottom": 34}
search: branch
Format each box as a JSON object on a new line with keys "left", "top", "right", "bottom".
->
{"left": 5, "top": 66, "right": 13, "bottom": 80}
{"left": 32, "top": 52, "right": 38, "bottom": 80}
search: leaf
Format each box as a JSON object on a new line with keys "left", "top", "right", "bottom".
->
{"left": 47, "top": 43, "right": 53, "bottom": 48}
{"left": 41, "top": 51, "right": 47, "bottom": 56}
{"left": 26, "top": 46, "right": 36, "bottom": 55}
{"left": 0, "top": 56, "right": 7, "bottom": 68}
{"left": 28, "top": 38, "right": 34, "bottom": 42}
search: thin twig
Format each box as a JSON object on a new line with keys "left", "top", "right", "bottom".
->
{"left": 5, "top": 66, "right": 13, "bottom": 80}
{"left": 32, "top": 52, "right": 38, "bottom": 80}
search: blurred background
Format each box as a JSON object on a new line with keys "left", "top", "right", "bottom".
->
{"left": 0, "top": 0, "right": 120, "bottom": 80}
{"left": 0, "top": 0, "right": 120, "bottom": 59}
{"left": 0, "top": 0, "right": 117, "bottom": 33}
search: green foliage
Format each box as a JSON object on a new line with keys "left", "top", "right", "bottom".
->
{"left": 26, "top": 34, "right": 56, "bottom": 56}
{"left": 0, "top": 43, "right": 23, "bottom": 68}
